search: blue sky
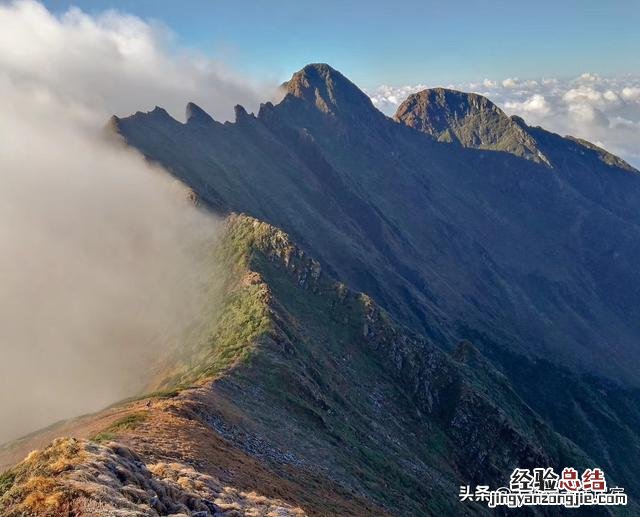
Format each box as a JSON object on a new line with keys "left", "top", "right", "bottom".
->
{"left": 3, "top": 0, "right": 638, "bottom": 165}
{"left": 41, "top": 0, "right": 640, "bottom": 88}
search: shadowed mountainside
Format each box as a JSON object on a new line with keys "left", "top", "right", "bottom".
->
{"left": 112, "top": 63, "right": 640, "bottom": 385}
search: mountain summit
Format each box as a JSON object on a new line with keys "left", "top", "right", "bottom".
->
{"left": 394, "top": 88, "right": 551, "bottom": 164}
{"left": 276, "top": 63, "right": 386, "bottom": 128}
{"left": 283, "top": 63, "right": 375, "bottom": 114}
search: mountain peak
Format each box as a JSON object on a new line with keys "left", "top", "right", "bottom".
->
{"left": 282, "top": 63, "right": 378, "bottom": 118}
{"left": 234, "top": 104, "right": 257, "bottom": 125}
{"left": 395, "top": 88, "right": 498, "bottom": 132}
{"left": 185, "top": 102, "right": 216, "bottom": 125}
{"left": 395, "top": 88, "right": 550, "bottom": 165}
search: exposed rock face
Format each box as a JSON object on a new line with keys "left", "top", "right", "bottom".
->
{"left": 394, "top": 88, "right": 551, "bottom": 165}
{"left": 359, "top": 297, "right": 553, "bottom": 485}
{"left": 186, "top": 102, "right": 218, "bottom": 126}
{"left": 283, "top": 63, "right": 379, "bottom": 119}
{"left": 565, "top": 135, "right": 637, "bottom": 171}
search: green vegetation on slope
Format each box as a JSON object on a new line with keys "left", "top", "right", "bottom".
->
{"left": 92, "top": 411, "right": 149, "bottom": 443}
{"left": 167, "top": 213, "right": 597, "bottom": 514}
{"left": 0, "top": 438, "right": 83, "bottom": 515}
{"left": 0, "top": 471, "right": 15, "bottom": 498}
{"left": 147, "top": 215, "right": 275, "bottom": 390}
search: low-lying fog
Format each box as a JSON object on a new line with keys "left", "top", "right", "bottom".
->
{"left": 0, "top": 0, "right": 272, "bottom": 444}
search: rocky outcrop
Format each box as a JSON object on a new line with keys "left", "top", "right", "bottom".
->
{"left": 359, "top": 295, "right": 558, "bottom": 486}
{"left": 186, "top": 102, "right": 218, "bottom": 126}
{"left": 283, "top": 63, "right": 379, "bottom": 118}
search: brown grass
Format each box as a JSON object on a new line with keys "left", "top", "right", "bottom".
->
{"left": 0, "top": 388, "right": 382, "bottom": 516}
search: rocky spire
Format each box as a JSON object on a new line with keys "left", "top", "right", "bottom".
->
{"left": 185, "top": 102, "right": 217, "bottom": 125}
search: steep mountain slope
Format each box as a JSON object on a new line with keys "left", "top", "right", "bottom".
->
{"left": 394, "top": 89, "right": 638, "bottom": 206}
{"left": 112, "top": 63, "right": 640, "bottom": 386}
{"left": 6, "top": 214, "right": 629, "bottom": 516}
{"left": 0, "top": 216, "right": 388, "bottom": 516}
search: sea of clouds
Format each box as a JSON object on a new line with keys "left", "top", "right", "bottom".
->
{"left": 368, "top": 73, "right": 640, "bottom": 168}
{"left": 0, "top": 0, "right": 274, "bottom": 443}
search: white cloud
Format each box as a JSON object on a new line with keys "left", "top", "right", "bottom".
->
{"left": 561, "top": 86, "right": 623, "bottom": 117}
{"left": 505, "top": 94, "right": 551, "bottom": 115}
{"left": 0, "top": 0, "right": 241, "bottom": 442}
{"left": 578, "top": 72, "right": 601, "bottom": 82}
{"left": 603, "top": 90, "right": 620, "bottom": 102}
{"left": 0, "top": 0, "right": 274, "bottom": 122}
{"left": 568, "top": 103, "right": 609, "bottom": 127}
{"left": 367, "top": 83, "right": 428, "bottom": 113}
{"left": 611, "top": 116, "right": 640, "bottom": 130}
{"left": 563, "top": 86, "right": 608, "bottom": 105}
{"left": 368, "top": 72, "right": 640, "bottom": 168}
{"left": 622, "top": 86, "right": 640, "bottom": 101}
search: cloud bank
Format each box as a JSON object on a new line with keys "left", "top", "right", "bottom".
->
{"left": 0, "top": 0, "right": 273, "bottom": 122}
{"left": 0, "top": 1, "right": 244, "bottom": 443}
{"left": 368, "top": 73, "right": 640, "bottom": 168}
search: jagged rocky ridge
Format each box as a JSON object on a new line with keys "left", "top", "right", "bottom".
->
{"left": 1, "top": 214, "right": 613, "bottom": 516}
{"left": 111, "top": 63, "right": 640, "bottom": 383}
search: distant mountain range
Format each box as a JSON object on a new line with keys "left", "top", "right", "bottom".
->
{"left": 2, "top": 64, "right": 639, "bottom": 515}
